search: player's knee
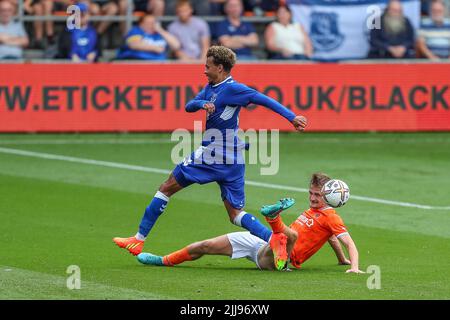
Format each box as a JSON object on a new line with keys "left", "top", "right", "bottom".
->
{"left": 158, "top": 176, "right": 181, "bottom": 196}
{"left": 158, "top": 182, "right": 169, "bottom": 194}
{"left": 158, "top": 181, "right": 173, "bottom": 196}
{"left": 226, "top": 209, "right": 240, "bottom": 224}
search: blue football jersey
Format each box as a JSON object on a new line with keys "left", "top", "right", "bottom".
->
{"left": 186, "top": 76, "right": 296, "bottom": 164}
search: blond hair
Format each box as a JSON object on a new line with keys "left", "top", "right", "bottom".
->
{"left": 206, "top": 46, "right": 237, "bottom": 72}
{"left": 310, "top": 172, "right": 331, "bottom": 189}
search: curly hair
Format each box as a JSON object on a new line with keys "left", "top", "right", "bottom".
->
{"left": 206, "top": 46, "right": 237, "bottom": 72}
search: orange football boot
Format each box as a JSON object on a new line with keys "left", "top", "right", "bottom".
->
{"left": 269, "top": 233, "right": 288, "bottom": 271}
{"left": 113, "top": 236, "right": 144, "bottom": 256}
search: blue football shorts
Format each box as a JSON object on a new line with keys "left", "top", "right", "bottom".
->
{"left": 172, "top": 149, "right": 246, "bottom": 210}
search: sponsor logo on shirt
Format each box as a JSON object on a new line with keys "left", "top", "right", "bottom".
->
{"left": 297, "top": 214, "right": 314, "bottom": 228}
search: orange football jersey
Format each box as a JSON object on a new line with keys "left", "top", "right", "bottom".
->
{"left": 289, "top": 207, "right": 348, "bottom": 268}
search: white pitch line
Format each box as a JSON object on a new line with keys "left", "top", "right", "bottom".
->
{"left": 0, "top": 146, "right": 449, "bottom": 211}
{"left": 244, "top": 181, "right": 450, "bottom": 210}
{"left": 0, "top": 138, "right": 173, "bottom": 145}
{"left": 0, "top": 147, "right": 171, "bottom": 175}
{"left": 0, "top": 265, "right": 175, "bottom": 300}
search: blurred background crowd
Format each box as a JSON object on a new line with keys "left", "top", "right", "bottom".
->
{"left": 0, "top": 0, "right": 449, "bottom": 62}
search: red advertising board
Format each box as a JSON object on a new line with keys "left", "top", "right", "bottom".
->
{"left": 0, "top": 63, "right": 449, "bottom": 132}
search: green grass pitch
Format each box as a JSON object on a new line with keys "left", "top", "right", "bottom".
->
{"left": 0, "top": 132, "right": 449, "bottom": 300}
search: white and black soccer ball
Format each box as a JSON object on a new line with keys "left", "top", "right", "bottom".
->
{"left": 321, "top": 179, "right": 350, "bottom": 208}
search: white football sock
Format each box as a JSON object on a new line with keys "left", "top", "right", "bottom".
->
{"left": 135, "top": 232, "right": 146, "bottom": 241}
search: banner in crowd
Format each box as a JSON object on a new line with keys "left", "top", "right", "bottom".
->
{"left": 0, "top": 63, "right": 449, "bottom": 132}
{"left": 287, "top": 0, "right": 421, "bottom": 61}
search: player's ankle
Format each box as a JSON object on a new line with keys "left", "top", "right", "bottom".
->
{"left": 135, "top": 232, "right": 146, "bottom": 241}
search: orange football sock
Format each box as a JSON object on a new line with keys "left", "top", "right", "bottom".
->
{"left": 163, "top": 247, "right": 193, "bottom": 266}
{"left": 266, "top": 215, "right": 285, "bottom": 233}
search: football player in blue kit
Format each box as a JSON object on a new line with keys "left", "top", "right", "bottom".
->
{"left": 113, "top": 46, "right": 307, "bottom": 256}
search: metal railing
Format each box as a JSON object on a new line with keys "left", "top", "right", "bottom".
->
{"left": 15, "top": 0, "right": 136, "bottom": 32}
{"left": 14, "top": 0, "right": 275, "bottom": 33}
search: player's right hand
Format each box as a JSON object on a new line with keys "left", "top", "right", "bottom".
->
{"left": 291, "top": 115, "right": 307, "bottom": 132}
{"left": 203, "top": 103, "right": 215, "bottom": 115}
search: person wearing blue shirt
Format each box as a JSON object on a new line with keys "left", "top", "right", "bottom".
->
{"left": 113, "top": 45, "right": 308, "bottom": 257}
{"left": 56, "top": 2, "right": 100, "bottom": 62}
{"left": 216, "top": 0, "right": 259, "bottom": 60}
{"left": 117, "top": 14, "right": 180, "bottom": 60}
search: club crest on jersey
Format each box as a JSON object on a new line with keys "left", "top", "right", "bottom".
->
{"left": 310, "top": 11, "right": 344, "bottom": 52}
{"left": 210, "top": 93, "right": 217, "bottom": 103}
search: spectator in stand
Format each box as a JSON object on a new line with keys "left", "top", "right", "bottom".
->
{"left": 368, "top": 0, "right": 416, "bottom": 59}
{"left": 56, "top": 2, "right": 100, "bottom": 62}
{"left": 23, "top": 0, "right": 44, "bottom": 48}
{"left": 165, "top": 0, "right": 211, "bottom": 15}
{"left": 23, "top": 0, "right": 104, "bottom": 47}
{"left": 216, "top": 0, "right": 258, "bottom": 60}
{"left": 23, "top": 0, "right": 73, "bottom": 48}
{"left": 417, "top": 0, "right": 450, "bottom": 59}
{"left": 0, "top": 0, "right": 29, "bottom": 59}
{"left": 421, "top": 0, "right": 450, "bottom": 16}
{"left": 264, "top": 5, "right": 312, "bottom": 60}
{"left": 168, "top": 0, "right": 210, "bottom": 61}
{"left": 81, "top": 0, "right": 121, "bottom": 35}
{"left": 117, "top": 14, "right": 180, "bottom": 60}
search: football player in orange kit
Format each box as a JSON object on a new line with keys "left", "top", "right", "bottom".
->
{"left": 137, "top": 172, "right": 365, "bottom": 273}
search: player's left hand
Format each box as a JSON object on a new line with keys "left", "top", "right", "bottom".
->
{"left": 291, "top": 115, "right": 307, "bottom": 131}
{"left": 346, "top": 268, "right": 366, "bottom": 274}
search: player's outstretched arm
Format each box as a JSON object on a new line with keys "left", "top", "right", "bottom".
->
{"left": 250, "top": 92, "right": 307, "bottom": 131}
{"left": 328, "top": 235, "right": 350, "bottom": 265}
{"left": 338, "top": 234, "right": 365, "bottom": 274}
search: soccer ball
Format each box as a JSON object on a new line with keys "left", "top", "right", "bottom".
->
{"left": 321, "top": 179, "right": 350, "bottom": 208}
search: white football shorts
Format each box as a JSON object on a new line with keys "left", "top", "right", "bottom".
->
{"left": 226, "top": 231, "right": 267, "bottom": 269}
